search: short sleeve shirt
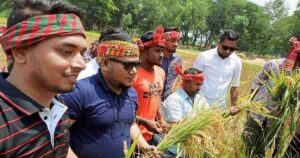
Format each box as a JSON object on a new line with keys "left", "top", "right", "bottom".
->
{"left": 61, "top": 70, "right": 138, "bottom": 158}
{"left": 0, "top": 73, "right": 69, "bottom": 158}
{"left": 133, "top": 66, "right": 165, "bottom": 141}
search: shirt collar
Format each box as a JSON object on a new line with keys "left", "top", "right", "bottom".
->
{"left": 178, "top": 87, "right": 190, "bottom": 100}
{"left": 0, "top": 73, "right": 45, "bottom": 116}
{"left": 163, "top": 53, "right": 174, "bottom": 59}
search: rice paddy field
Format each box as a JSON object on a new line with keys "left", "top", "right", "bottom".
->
{"left": 4, "top": 17, "right": 289, "bottom": 157}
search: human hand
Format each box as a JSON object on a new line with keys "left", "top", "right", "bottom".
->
{"left": 141, "top": 144, "right": 161, "bottom": 158}
{"left": 230, "top": 106, "right": 241, "bottom": 116}
{"left": 158, "top": 120, "right": 168, "bottom": 133}
{"left": 144, "top": 120, "right": 163, "bottom": 134}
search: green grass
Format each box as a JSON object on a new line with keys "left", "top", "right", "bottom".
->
{"left": 0, "top": 17, "right": 6, "bottom": 26}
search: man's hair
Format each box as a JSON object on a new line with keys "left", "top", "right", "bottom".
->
{"left": 220, "top": 30, "right": 240, "bottom": 42}
{"left": 98, "top": 28, "right": 133, "bottom": 43}
{"left": 140, "top": 31, "right": 154, "bottom": 43}
{"left": 164, "top": 27, "right": 179, "bottom": 33}
{"left": 184, "top": 68, "right": 202, "bottom": 75}
{"left": 7, "top": 0, "right": 82, "bottom": 29}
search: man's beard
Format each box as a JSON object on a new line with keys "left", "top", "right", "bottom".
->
{"left": 33, "top": 70, "right": 75, "bottom": 94}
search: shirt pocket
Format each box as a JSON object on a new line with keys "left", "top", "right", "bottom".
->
{"left": 222, "top": 66, "right": 234, "bottom": 80}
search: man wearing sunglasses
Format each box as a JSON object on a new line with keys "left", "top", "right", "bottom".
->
{"left": 135, "top": 26, "right": 167, "bottom": 145}
{"left": 62, "top": 29, "right": 160, "bottom": 158}
{"left": 193, "top": 30, "right": 242, "bottom": 114}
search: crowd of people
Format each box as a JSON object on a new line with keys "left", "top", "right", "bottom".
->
{"left": 0, "top": 0, "right": 299, "bottom": 158}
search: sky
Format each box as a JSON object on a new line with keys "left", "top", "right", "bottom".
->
{"left": 249, "top": 0, "right": 299, "bottom": 15}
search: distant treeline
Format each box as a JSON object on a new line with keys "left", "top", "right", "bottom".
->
{"left": 1, "top": 0, "right": 300, "bottom": 56}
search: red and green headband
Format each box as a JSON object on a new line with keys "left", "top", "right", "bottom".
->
{"left": 175, "top": 63, "right": 204, "bottom": 83}
{"left": 1, "top": 14, "right": 85, "bottom": 52}
{"left": 97, "top": 40, "right": 139, "bottom": 59}
{"left": 165, "top": 31, "right": 181, "bottom": 41}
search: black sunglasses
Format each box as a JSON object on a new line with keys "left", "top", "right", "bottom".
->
{"left": 109, "top": 58, "right": 140, "bottom": 71}
{"left": 221, "top": 43, "right": 237, "bottom": 52}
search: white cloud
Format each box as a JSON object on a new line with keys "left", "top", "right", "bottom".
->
{"left": 248, "top": 0, "right": 299, "bottom": 15}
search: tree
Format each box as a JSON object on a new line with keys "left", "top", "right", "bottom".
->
{"left": 68, "top": 0, "right": 117, "bottom": 31}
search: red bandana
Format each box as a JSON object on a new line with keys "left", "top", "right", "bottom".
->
{"left": 136, "top": 26, "right": 166, "bottom": 52}
{"left": 282, "top": 39, "right": 300, "bottom": 71}
{"left": 165, "top": 31, "right": 181, "bottom": 41}
{"left": 174, "top": 63, "right": 204, "bottom": 83}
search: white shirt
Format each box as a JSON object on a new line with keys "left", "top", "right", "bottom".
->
{"left": 38, "top": 98, "right": 68, "bottom": 147}
{"left": 78, "top": 58, "right": 99, "bottom": 80}
{"left": 162, "top": 87, "right": 209, "bottom": 122}
{"left": 193, "top": 47, "right": 242, "bottom": 109}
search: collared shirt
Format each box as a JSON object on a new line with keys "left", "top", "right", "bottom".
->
{"left": 161, "top": 53, "right": 182, "bottom": 101}
{"left": 193, "top": 48, "right": 242, "bottom": 109}
{"left": 162, "top": 87, "right": 209, "bottom": 122}
{"left": 77, "top": 58, "right": 99, "bottom": 80}
{"left": 62, "top": 70, "right": 138, "bottom": 158}
{"left": 39, "top": 99, "right": 68, "bottom": 147}
{"left": 0, "top": 73, "right": 70, "bottom": 158}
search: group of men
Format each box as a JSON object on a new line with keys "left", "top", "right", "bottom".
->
{"left": 1, "top": 0, "right": 299, "bottom": 158}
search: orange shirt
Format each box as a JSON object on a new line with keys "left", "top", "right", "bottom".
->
{"left": 133, "top": 66, "right": 165, "bottom": 141}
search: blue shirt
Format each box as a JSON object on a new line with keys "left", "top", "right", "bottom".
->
{"left": 62, "top": 71, "right": 138, "bottom": 158}
{"left": 162, "top": 87, "right": 209, "bottom": 122}
{"left": 161, "top": 53, "right": 182, "bottom": 101}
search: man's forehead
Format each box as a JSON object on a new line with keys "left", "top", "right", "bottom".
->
{"left": 221, "top": 39, "right": 237, "bottom": 45}
{"left": 53, "top": 35, "right": 87, "bottom": 48}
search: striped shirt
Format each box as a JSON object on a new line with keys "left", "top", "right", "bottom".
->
{"left": 0, "top": 73, "right": 70, "bottom": 158}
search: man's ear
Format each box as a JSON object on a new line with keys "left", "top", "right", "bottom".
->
{"left": 100, "top": 58, "right": 109, "bottom": 71}
{"left": 11, "top": 48, "right": 27, "bottom": 64}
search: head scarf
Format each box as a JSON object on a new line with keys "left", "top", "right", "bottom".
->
{"left": 136, "top": 26, "right": 166, "bottom": 52}
{"left": 1, "top": 14, "right": 85, "bottom": 52}
{"left": 165, "top": 31, "right": 181, "bottom": 41}
{"left": 97, "top": 40, "right": 139, "bottom": 59}
{"left": 175, "top": 63, "right": 204, "bottom": 83}
{"left": 282, "top": 38, "right": 300, "bottom": 71}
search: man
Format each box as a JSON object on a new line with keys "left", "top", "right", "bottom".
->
{"left": 135, "top": 26, "right": 166, "bottom": 144}
{"left": 62, "top": 29, "right": 159, "bottom": 158}
{"left": 245, "top": 36, "right": 300, "bottom": 157}
{"left": 193, "top": 30, "right": 242, "bottom": 112}
{"left": 162, "top": 65, "right": 208, "bottom": 156}
{"left": 82, "top": 40, "right": 98, "bottom": 63}
{"left": 163, "top": 65, "right": 208, "bottom": 123}
{"left": 161, "top": 27, "right": 183, "bottom": 101}
{"left": 0, "top": 0, "right": 86, "bottom": 157}
{"left": 251, "top": 36, "right": 300, "bottom": 103}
